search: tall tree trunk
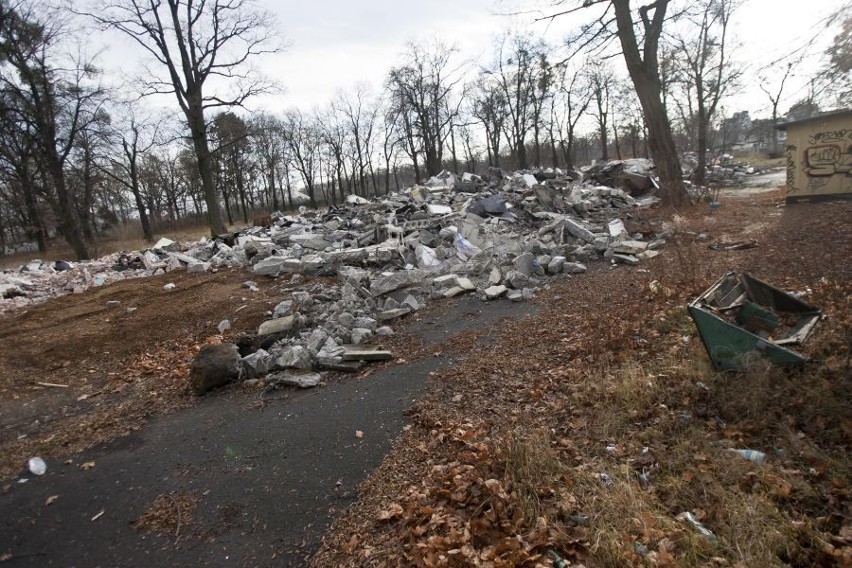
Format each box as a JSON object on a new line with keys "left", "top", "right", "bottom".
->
{"left": 613, "top": 122, "right": 622, "bottom": 160}
{"left": 612, "top": 0, "right": 686, "bottom": 206}
{"left": 186, "top": 98, "right": 227, "bottom": 235}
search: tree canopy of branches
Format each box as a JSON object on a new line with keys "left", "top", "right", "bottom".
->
{"left": 545, "top": 0, "right": 688, "bottom": 205}
{"left": 88, "top": 0, "right": 281, "bottom": 236}
{"left": 0, "top": 0, "right": 105, "bottom": 259}
{"left": 387, "top": 41, "right": 465, "bottom": 179}
{"left": 672, "top": 0, "right": 741, "bottom": 186}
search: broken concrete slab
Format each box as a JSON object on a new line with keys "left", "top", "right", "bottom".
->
{"left": 484, "top": 285, "right": 508, "bottom": 300}
{"left": 187, "top": 262, "right": 210, "bottom": 274}
{"left": 370, "top": 270, "right": 424, "bottom": 297}
{"left": 562, "top": 218, "right": 597, "bottom": 244}
{"left": 273, "top": 345, "right": 312, "bottom": 370}
{"left": 611, "top": 240, "right": 648, "bottom": 255}
{"left": 613, "top": 253, "right": 640, "bottom": 265}
{"left": 268, "top": 370, "right": 322, "bottom": 388}
{"left": 340, "top": 345, "right": 393, "bottom": 362}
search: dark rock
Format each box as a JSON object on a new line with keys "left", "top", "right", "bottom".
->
{"left": 190, "top": 343, "right": 241, "bottom": 395}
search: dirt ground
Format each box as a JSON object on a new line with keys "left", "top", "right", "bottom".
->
{"left": 313, "top": 190, "right": 851, "bottom": 567}
{"left": 0, "top": 268, "right": 312, "bottom": 481}
{"left": 0, "top": 185, "right": 849, "bottom": 567}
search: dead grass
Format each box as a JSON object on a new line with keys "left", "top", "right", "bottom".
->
{"left": 503, "top": 429, "right": 564, "bottom": 524}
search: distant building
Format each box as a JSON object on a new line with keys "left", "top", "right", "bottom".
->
{"left": 777, "top": 109, "right": 852, "bottom": 203}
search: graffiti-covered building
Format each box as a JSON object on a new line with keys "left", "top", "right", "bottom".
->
{"left": 778, "top": 109, "right": 852, "bottom": 203}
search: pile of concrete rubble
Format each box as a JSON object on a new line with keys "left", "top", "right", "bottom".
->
{"left": 3, "top": 165, "right": 673, "bottom": 387}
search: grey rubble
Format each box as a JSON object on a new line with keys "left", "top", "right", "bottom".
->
{"left": 4, "top": 164, "right": 672, "bottom": 390}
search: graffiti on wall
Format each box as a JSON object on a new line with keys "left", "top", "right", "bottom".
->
{"left": 786, "top": 144, "right": 797, "bottom": 193}
{"left": 803, "top": 129, "right": 852, "bottom": 189}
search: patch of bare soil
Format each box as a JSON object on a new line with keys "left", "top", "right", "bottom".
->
{"left": 0, "top": 268, "right": 317, "bottom": 481}
{"left": 313, "top": 192, "right": 851, "bottom": 567}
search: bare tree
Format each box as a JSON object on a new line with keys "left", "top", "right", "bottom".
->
{"left": 283, "top": 109, "right": 320, "bottom": 209}
{"left": 489, "top": 33, "right": 546, "bottom": 170}
{"left": 387, "top": 40, "right": 465, "bottom": 178}
{"left": 249, "top": 112, "right": 286, "bottom": 210}
{"left": 673, "top": 0, "right": 741, "bottom": 186}
{"left": 471, "top": 78, "right": 507, "bottom": 167}
{"left": 587, "top": 60, "right": 613, "bottom": 160}
{"left": 556, "top": 65, "right": 592, "bottom": 170}
{"left": 99, "top": 104, "right": 161, "bottom": 241}
{"left": 0, "top": 1, "right": 105, "bottom": 259}
{"left": 759, "top": 63, "right": 794, "bottom": 157}
{"left": 334, "top": 85, "right": 380, "bottom": 196}
{"left": 544, "top": 0, "right": 688, "bottom": 205}
{"left": 88, "top": 0, "right": 281, "bottom": 236}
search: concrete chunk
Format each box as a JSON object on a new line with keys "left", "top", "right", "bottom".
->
{"left": 273, "top": 300, "right": 293, "bottom": 318}
{"left": 611, "top": 240, "right": 648, "bottom": 255}
{"left": 370, "top": 270, "right": 423, "bottom": 296}
{"left": 241, "top": 349, "right": 271, "bottom": 377}
{"left": 351, "top": 327, "right": 374, "bottom": 345}
{"left": 274, "top": 345, "right": 312, "bottom": 369}
{"left": 484, "top": 285, "right": 507, "bottom": 299}
{"left": 340, "top": 345, "right": 393, "bottom": 361}
{"left": 562, "top": 218, "right": 597, "bottom": 243}
{"left": 269, "top": 371, "right": 322, "bottom": 388}
{"left": 258, "top": 315, "right": 297, "bottom": 336}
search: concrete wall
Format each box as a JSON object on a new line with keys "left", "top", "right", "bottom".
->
{"left": 785, "top": 112, "right": 852, "bottom": 202}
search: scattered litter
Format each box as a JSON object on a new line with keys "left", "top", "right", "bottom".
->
{"left": 676, "top": 511, "right": 718, "bottom": 543}
{"left": 688, "top": 272, "right": 821, "bottom": 370}
{"left": 163, "top": 283, "right": 176, "bottom": 291}
{"left": 91, "top": 510, "right": 105, "bottom": 522}
{"left": 217, "top": 319, "right": 231, "bottom": 334}
{"left": 727, "top": 448, "right": 767, "bottom": 465}
{"left": 709, "top": 239, "right": 758, "bottom": 251}
{"left": 27, "top": 457, "right": 46, "bottom": 476}
{"left": 355, "top": 430, "right": 364, "bottom": 439}
{"left": 80, "top": 461, "right": 96, "bottom": 470}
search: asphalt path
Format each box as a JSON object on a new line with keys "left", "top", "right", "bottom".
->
{"left": 0, "top": 295, "right": 535, "bottom": 567}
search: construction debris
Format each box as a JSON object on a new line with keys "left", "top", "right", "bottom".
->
{"left": 3, "top": 166, "right": 675, "bottom": 392}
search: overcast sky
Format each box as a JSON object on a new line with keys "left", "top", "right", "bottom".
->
{"left": 91, "top": 0, "right": 847, "bottom": 122}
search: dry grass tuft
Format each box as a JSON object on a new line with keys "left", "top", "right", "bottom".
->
{"left": 502, "top": 428, "right": 563, "bottom": 524}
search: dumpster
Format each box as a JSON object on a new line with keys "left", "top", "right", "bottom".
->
{"left": 688, "top": 272, "right": 821, "bottom": 370}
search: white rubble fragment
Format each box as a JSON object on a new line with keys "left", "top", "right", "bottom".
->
{"left": 258, "top": 315, "right": 297, "bottom": 336}
{"left": 484, "top": 285, "right": 507, "bottom": 300}
{"left": 611, "top": 240, "right": 648, "bottom": 255}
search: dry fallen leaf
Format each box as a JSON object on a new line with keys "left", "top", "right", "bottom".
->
{"left": 80, "top": 461, "right": 96, "bottom": 471}
{"left": 377, "top": 503, "right": 403, "bottom": 521}
{"left": 45, "top": 495, "right": 59, "bottom": 506}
